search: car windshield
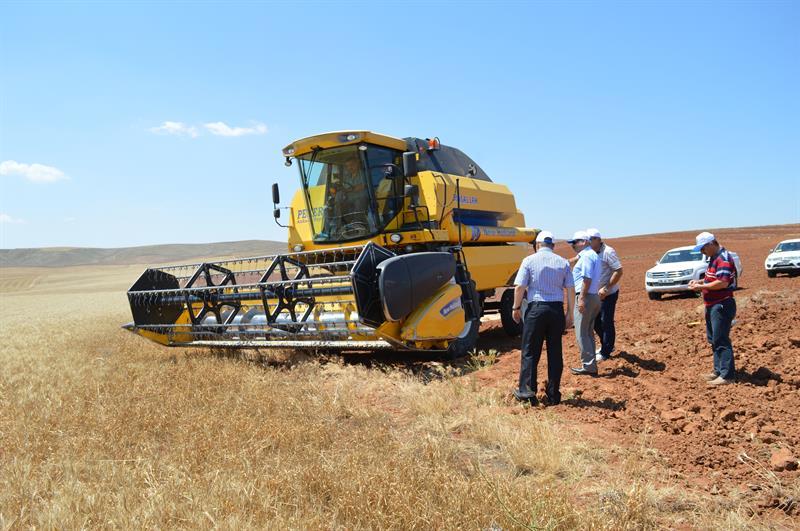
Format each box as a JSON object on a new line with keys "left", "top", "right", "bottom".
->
{"left": 297, "top": 145, "right": 404, "bottom": 243}
{"left": 774, "top": 242, "right": 800, "bottom": 252}
{"left": 659, "top": 249, "right": 703, "bottom": 264}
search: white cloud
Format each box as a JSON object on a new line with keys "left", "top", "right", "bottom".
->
{"left": 0, "top": 213, "right": 25, "bottom": 224}
{"left": 149, "top": 121, "right": 199, "bottom": 138}
{"left": 204, "top": 121, "right": 268, "bottom": 137}
{"left": 0, "top": 160, "right": 67, "bottom": 183}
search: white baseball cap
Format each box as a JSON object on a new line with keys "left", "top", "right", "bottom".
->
{"left": 566, "top": 230, "right": 589, "bottom": 244}
{"left": 535, "top": 230, "right": 554, "bottom": 243}
{"left": 693, "top": 231, "right": 715, "bottom": 251}
{"left": 586, "top": 228, "right": 601, "bottom": 239}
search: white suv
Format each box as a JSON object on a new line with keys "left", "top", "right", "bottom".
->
{"left": 765, "top": 238, "right": 800, "bottom": 277}
{"left": 645, "top": 246, "right": 742, "bottom": 300}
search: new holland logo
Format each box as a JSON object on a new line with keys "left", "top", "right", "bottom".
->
{"left": 440, "top": 297, "right": 462, "bottom": 317}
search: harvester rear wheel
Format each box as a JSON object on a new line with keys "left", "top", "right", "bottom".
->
{"left": 500, "top": 288, "right": 523, "bottom": 337}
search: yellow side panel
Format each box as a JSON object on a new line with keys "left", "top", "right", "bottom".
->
{"left": 417, "top": 171, "right": 526, "bottom": 227}
{"left": 288, "top": 187, "right": 326, "bottom": 249}
{"left": 400, "top": 283, "right": 465, "bottom": 342}
{"left": 463, "top": 245, "right": 528, "bottom": 291}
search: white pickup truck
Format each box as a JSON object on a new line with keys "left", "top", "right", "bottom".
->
{"left": 765, "top": 238, "right": 800, "bottom": 277}
{"left": 645, "top": 246, "right": 742, "bottom": 300}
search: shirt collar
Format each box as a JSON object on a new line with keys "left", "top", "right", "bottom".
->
{"left": 537, "top": 247, "right": 554, "bottom": 254}
{"left": 579, "top": 247, "right": 594, "bottom": 257}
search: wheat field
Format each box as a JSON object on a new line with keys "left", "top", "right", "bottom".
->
{"left": 0, "top": 265, "right": 764, "bottom": 529}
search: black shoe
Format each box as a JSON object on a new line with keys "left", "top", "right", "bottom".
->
{"left": 570, "top": 367, "right": 598, "bottom": 376}
{"left": 543, "top": 395, "right": 561, "bottom": 406}
{"left": 512, "top": 389, "right": 538, "bottom": 404}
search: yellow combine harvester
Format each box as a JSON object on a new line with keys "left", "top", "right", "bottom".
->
{"left": 125, "top": 131, "right": 538, "bottom": 357}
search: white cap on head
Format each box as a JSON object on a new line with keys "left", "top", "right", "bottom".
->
{"left": 566, "top": 230, "right": 589, "bottom": 244}
{"left": 535, "top": 230, "right": 554, "bottom": 244}
{"left": 586, "top": 228, "right": 601, "bottom": 239}
{"left": 693, "top": 231, "right": 715, "bottom": 251}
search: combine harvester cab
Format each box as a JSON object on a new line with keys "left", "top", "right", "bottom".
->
{"left": 125, "top": 131, "right": 539, "bottom": 357}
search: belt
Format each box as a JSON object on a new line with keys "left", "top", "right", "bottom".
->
{"left": 529, "top": 301, "right": 563, "bottom": 306}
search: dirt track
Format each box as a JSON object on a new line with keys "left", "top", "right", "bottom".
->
{"left": 471, "top": 224, "right": 800, "bottom": 508}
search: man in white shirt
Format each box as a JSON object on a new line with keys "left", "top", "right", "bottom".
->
{"left": 586, "top": 228, "right": 623, "bottom": 362}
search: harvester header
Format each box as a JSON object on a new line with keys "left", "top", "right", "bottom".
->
{"left": 125, "top": 131, "right": 538, "bottom": 357}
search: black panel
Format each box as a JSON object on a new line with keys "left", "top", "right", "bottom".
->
{"left": 128, "top": 269, "right": 183, "bottom": 326}
{"left": 404, "top": 138, "right": 492, "bottom": 182}
{"left": 350, "top": 242, "right": 396, "bottom": 328}
{"left": 377, "top": 252, "right": 456, "bottom": 322}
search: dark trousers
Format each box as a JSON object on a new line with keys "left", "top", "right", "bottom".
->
{"left": 593, "top": 290, "right": 619, "bottom": 356}
{"left": 518, "top": 301, "right": 566, "bottom": 403}
{"left": 705, "top": 298, "right": 736, "bottom": 380}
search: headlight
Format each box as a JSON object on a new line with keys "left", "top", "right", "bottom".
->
{"left": 646, "top": 271, "right": 655, "bottom": 278}
{"left": 680, "top": 269, "right": 693, "bottom": 276}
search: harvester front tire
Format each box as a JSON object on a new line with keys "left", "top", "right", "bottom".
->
{"left": 500, "top": 288, "right": 523, "bottom": 337}
{"left": 444, "top": 318, "right": 480, "bottom": 360}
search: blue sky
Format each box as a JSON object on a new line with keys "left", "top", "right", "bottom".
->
{"left": 1, "top": 1, "right": 798, "bottom": 249}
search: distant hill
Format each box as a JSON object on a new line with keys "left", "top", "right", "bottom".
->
{"left": 0, "top": 240, "right": 287, "bottom": 268}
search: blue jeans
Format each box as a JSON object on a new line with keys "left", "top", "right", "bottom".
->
{"left": 594, "top": 290, "right": 618, "bottom": 357}
{"left": 705, "top": 298, "right": 736, "bottom": 380}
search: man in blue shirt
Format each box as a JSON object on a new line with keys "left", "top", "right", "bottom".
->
{"left": 511, "top": 230, "right": 575, "bottom": 405}
{"left": 567, "top": 230, "right": 602, "bottom": 376}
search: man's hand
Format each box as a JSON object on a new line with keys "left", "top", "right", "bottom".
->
{"left": 598, "top": 286, "right": 609, "bottom": 300}
{"left": 688, "top": 280, "right": 704, "bottom": 292}
{"left": 565, "top": 313, "right": 574, "bottom": 329}
{"left": 512, "top": 308, "right": 522, "bottom": 324}
{"left": 578, "top": 295, "right": 585, "bottom": 313}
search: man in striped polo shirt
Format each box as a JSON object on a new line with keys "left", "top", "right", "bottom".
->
{"left": 586, "top": 228, "right": 623, "bottom": 362}
{"left": 511, "top": 230, "right": 575, "bottom": 406}
{"left": 688, "top": 231, "right": 737, "bottom": 386}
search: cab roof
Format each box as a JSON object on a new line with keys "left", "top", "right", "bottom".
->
{"left": 282, "top": 131, "right": 493, "bottom": 182}
{"left": 283, "top": 131, "right": 406, "bottom": 156}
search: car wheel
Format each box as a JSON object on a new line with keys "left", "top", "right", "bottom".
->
{"left": 768, "top": 270, "right": 777, "bottom": 278}
{"left": 648, "top": 292, "right": 661, "bottom": 301}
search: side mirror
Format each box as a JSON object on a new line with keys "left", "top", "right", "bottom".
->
{"left": 402, "top": 152, "right": 418, "bottom": 178}
{"left": 769, "top": 248, "right": 773, "bottom": 253}
{"left": 272, "top": 183, "right": 280, "bottom": 205}
{"left": 404, "top": 184, "right": 419, "bottom": 207}
{"left": 654, "top": 260, "right": 659, "bottom": 266}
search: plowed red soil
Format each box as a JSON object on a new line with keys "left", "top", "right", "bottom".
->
{"left": 472, "top": 224, "right": 800, "bottom": 509}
